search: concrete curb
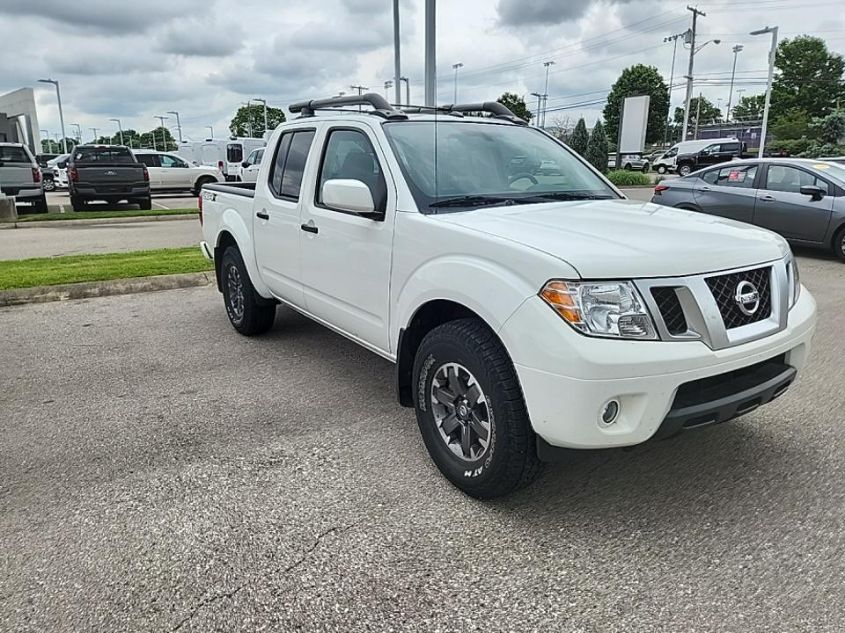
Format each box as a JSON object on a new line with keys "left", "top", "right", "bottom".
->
{"left": 0, "top": 271, "right": 214, "bottom": 307}
{"left": 0, "top": 213, "right": 198, "bottom": 230}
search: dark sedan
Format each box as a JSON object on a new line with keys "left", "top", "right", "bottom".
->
{"left": 651, "top": 158, "right": 845, "bottom": 261}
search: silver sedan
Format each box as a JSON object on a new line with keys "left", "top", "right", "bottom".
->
{"left": 650, "top": 158, "right": 845, "bottom": 261}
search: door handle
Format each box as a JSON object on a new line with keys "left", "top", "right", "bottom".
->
{"left": 758, "top": 194, "right": 775, "bottom": 202}
{"left": 300, "top": 221, "right": 318, "bottom": 234}
{"left": 699, "top": 186, "right": 712, "bottom": 191}
{"left": 256, "top": 210, "right": 269, "bottom": 220}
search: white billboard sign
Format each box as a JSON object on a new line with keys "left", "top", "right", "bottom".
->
{"left": 618, "top": 95, "right": 650, "bottom": 154}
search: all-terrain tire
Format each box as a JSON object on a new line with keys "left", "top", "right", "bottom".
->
{"left": 220, "top": 246, "right": 276, "bottom": 336}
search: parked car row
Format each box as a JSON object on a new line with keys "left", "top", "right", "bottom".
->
{"left": 651, "top": 158, "right": 845, "bottom": 260}
{"left": 0, "top": 142, "right": 48, "bottom": 211}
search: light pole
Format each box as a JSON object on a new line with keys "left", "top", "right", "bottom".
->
{"left": 38, "top": 78, "right": 67, "bottom": 154}
{"left": 90, "top": 127, "right": 99, "bottom": 143}
{"left": 751, "top": 26, "right": 778, "bottom": 158}
{"left": 682, "top": 36, "right": 721, "bottom": 140}
{"left": 71, "top": 123, "right": 82, "bottom": 143}
{"left": 424, "top": 0, "right": 436, "bottom": 106}
{"left": 541, "top": 61, "right": 555, "bottom": 127}
{"left": 726, "top": 44, "right": 743, "bottom": 123}
{"left": 393, "top": 0, "right": 402, "bottom": 106}
{"left": 452, "top": 63, "right": 463, "bottom": 103}
{"left": 384, "top": 80, "right": 394, "bottom": 99}
{"left": 250, "top": 100, "right": 267, "bottom": 136}
{"left": 400, "top": 77, "right": 410, "bottom": 105}
{"left": 109, "top": 118, "right": 124, "bottom": 146}
{"left": 664, "top": 30, "right": 690, "bottom": 146}
{"left": 155, "top": 115, "right": 169, "bottom": 149}
{"left": 166, "top": 111, "right": 182, "bottom": 143}
{"left": 530, "top": 92, "right": 543, "bottom": 127}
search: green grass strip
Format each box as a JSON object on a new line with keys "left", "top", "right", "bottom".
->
{"left": 0, "top": 247, "right": 212, "bottom": 290}
{"left": 11, "top": 209, "right": 198, "bottom": 223}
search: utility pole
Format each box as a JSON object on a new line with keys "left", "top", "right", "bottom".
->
{"left": 167, "top": 111, "right": 183, "bottom": 143}
{"left": 452, "top": 63, "right": 463, "bottom": 103}
{"left": 531, "top": 92, "right": 543, "bottom": 127}
{"left": 110, "top": 118, "right": 124, "bottom": 145}
{"left": 71, "top": 123, "right": 82, "bottom": 143}
{"left": 664, "top": 30, "right": 689, "bottom": 146}
{"left": 681, "top": 6, "right": 705, "bottom": 142}
{"left": 155, "top": 115, "right": 169, "bottom": 149}
{"left": 400, "top": 77, "right": 410, "bottom": 105}
{"left": 424, "top": 0, "right": 436, "bottom": 106}
{"left": 38, "top": 79, "right": 67, "bottom": 154}
{"left": 393, "top": 0, "right": 402, "bottom": 105}
{"left": 726, "top": 44, "right": 743, "bottom": 123}
{"left": 751, "top": 26, "right": 778, "bottom": 158}
{"left": 350, "top": 85, "right": 368, "bottom": 111}
{"left": 90, "top": 127, "right": 99, "bottom": 143}
{"left": 541, "top": 61, "right": 555, "bottom": 127}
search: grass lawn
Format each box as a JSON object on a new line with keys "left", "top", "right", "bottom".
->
{"left": 0, "top": 247, "right": 213, "bottom": 290}
{"left": 10, "top": 208, "right": 198, "bottom": 223}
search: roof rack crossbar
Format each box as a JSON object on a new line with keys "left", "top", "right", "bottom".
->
{"left": 447, "top": 102, "right": 528, "bottom": 125}
{"left": 289, "top": 93, "right": 407, "bottom": 120}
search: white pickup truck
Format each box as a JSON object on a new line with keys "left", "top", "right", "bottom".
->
{"left": 199, "top": 94, "right": 816, "bottom": 499}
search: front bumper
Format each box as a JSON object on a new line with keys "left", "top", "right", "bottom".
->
{"left": 499, "top": 288, "right": 816, "bottom": 450}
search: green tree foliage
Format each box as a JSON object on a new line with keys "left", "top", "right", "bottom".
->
{"left": 674, "top": 96, "right": 722, "bottom": 130}
{"left": 569, "top": 118, "right": 589, "bottom": 156}
{"left": 229, "top": 103, "right": 286, "bottom": 137}
{"left": 602, "top": 64, "right": 669, "bottom": 145}
{"left": 812, "top": 110, "right": 845, "bottom": 144}
{"left": 731, "top": 94, "right": 766, "bottom": 121}
{"left": 138, "top": 127, "right": 177, "bottom": 151}
{"left": 497, "top": 92, "right": 534, "bottom": 122}
{"left": 770, "top": 108, "right": 814, "bottom": 140}
{"left": 772, "top": 36, "right": 845, "bottom": 120}
{"left": 41, "top": 138, "right": 77, "bottom": 153}
{"left": 585, "top": 121, "right": 609, "bottom": 174}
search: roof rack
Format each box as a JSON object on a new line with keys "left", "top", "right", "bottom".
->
{"left": 289, "top": 93, "right": 408, "bottom": 120}
{"left": 399, "top": 102, "right": 527, "bottom": 125}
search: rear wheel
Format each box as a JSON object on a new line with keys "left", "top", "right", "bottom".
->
{"left": 642, "top": 163, "right": 650, "bottom": 173}
{"left": 220, "top": 246, "right": 276, "bottom": 336}
{"left": 624, "top": 163, "right": 633, "bottom": 171}
{"left": 412, "top": 318, "right": 543, "bottom": 499}
{"left": 42, "top": 177, "right": 56, "bottom": 192}
{"left": 138, "top": 197, "right": 152, "bottom": 210}
{"left": 834, "top": 227, "right": 845, "bottom": 262}
{"left": 678, "top": 164, "right": 692, "bottom": 176}
{"left": 70, "top": 196, "right": 86, "bottom": 212}
{"left": 33, "top": 195, "right": 48, "bottom": 213}
{"left": 193, "top": 176, "right": 216, "bottom": 196}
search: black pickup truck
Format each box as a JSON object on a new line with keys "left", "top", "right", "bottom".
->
{"left": 67, "top": 145, "right": 151, "bottom": 210}
{"left": 675, "top": 140, "right": 749, "bottom": 176}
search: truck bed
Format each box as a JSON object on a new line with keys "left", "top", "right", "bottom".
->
{"left": 204, "top": 182, "right": 256, "bottom": 198}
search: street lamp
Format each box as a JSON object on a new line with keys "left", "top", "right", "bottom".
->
{"left": 109, "top": 118, "right": 124, "bottom": 146}
{"left": 38, "top": 78, "right": 67, "bottom": 154}
{"left": 70, "top": 123, "right": 82, "bottom": 143}
{"left": 384, "top": 80, "right": 394, "bottom": 100}
{"left": 726, "top": 44, "right": 744, "bottom": 123}
{"left": 541, "top": 61, "right": 555, "bottom": 127}
{"left": 530, "top": 92, "right": 544, "bottom": 127}
{"left": 166, "top": 111, "right": 182, "bottom": 143}
{"left": 664, "top": 30, "right": 691, "bottom": 146}
{"left": 399, "top": 77, "right": 410, "bottom": 106}
{"left": 90, "top": 127, "right": 99, "bottom": 143}
{"left": 251, "top": 99, "right": 267, "bottom": 136}
{"left": 452, "top": 62, "right": 463, "bottom": 103}
{"left": 751, "top": 26, "right": 778, "bottom": 158}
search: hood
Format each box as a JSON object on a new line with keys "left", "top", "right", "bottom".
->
{"left": 435, "top": 199, "right": 789, "bottom": 279}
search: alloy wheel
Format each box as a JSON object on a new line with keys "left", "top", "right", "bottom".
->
{"left": 226, "top": 263, "right": 245, "bottom": 322}
{"left": 430, "top": 362, "right": 492, "bottom": 462}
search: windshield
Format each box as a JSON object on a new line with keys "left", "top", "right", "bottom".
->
{"left": 382, "top": 121, "right": 618, "bottom": 213}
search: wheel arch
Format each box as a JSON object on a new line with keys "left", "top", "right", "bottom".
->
{"left": 211, "top": 206, "right": 271, "bottom": 298}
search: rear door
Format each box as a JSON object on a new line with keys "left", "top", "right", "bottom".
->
{"left": 299, "top": 124, "right": 395, "bottom": 352}
{"left": 0, "top": 145, "right": 34, "bottom": 189}
{"left": 135, "top": 153, "right": 162, "bottom": 188}
{"left": 252, "top": 127, "right": 317, "bottom": 307}
{"left": 693, "top": 163, "right": 759, "bottom": 223}
{"left": 754, "top": 164, "right": 834, "bottom": 242}
{"left": 159, "top": 154, "right": 192, "bottom": 188}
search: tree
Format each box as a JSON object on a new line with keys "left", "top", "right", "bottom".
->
{"left": 497, "top": 92, "right": 533, "bottom": 122}
{"left": 772, "top": 36, "right": 845, "bottom": 120}
{"left": 585, "top": 121, "right": 609, "bottom": 173}
{"left": 569, "top": 118, "right": 589, "bottom": 156}
{"left": 731, "top": 94, "right": 765, "bottom": 121}
{"left": 602, "top": 64, "right": 669, "bottom": 145}
{"left": 230, "top": 103, "right": 286, "bottom": 137}
{"left": 813, "top": 110, "right": 845, "bottom": 144}
{"left": 674, "top": 96, "right": 722, "bottom": 135}
{"left": 139, "top": 127, "right": 177, "bottom": 151}
{"left": 770, "top": 108, "right": 814, "bottom": 140}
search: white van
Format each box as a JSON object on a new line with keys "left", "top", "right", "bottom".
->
{"left": 177, "top": 138, "right": 265, "bottom": 181}
{"left": 652, "top": 137, "right": 739, "bottom": 174}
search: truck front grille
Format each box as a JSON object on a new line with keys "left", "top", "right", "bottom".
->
{"left": 651, "top": 287, "right": 688, "bottom": 335}
{"left": 705, "top": 266, "right": 772, "bottom": 330}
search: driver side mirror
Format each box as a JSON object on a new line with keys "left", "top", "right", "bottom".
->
{"left": 241, "top": 161, "right": 250, "bottom": 168}
{"left": 800, "top": 184, "right": 825, "bottom": 201}
{"left": 321, "top": 179, "right": 382, "bottom": 220}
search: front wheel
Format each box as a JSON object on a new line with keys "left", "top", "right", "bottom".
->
{"left": 678, "top": 164, "right": 692, "bottom": 176}
{"left": 220, "top": 246, "right": 276, "bottom": 336}
{"left": 412, "top": 318, "right": 543, "bottom": 499}
{"left": 70, "top": 196, "right": 86, "bottom": 212}
{"left": 33, "top": 195, "right": 48, "bottom": 213}
{"left": 834, "top": 227, "right": 845, "bottom": 262}
{"left": 193, "top": 176, "right": 216, "bottom": 196}
{"left": 42, "top": 177, "right": 56, "bottom": 192}
{"left": 656, "top": 165, "right": 667, "bottom": 174}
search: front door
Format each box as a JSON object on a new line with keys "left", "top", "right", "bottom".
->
{"left": 754, "top": 164, "right": 834, "bottom": 242}
{"left": 252, "top": 128, "right": 316, "bottom": 308}
{"left": 299, "top": 125, "right": 395, "bottom": 353}
{"left": 159, "top": 154, "right": 192, "bottom": 189}
{"left": 693, "top": 163, "right": 759, "bottom": 223}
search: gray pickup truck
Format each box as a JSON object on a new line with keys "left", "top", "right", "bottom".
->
{"left": 68, "top": 145, "right": 151, "bottom": 210}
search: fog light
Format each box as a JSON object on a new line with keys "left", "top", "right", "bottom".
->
{"left": 600, "top": 400, "right": 620, "bottom": 425}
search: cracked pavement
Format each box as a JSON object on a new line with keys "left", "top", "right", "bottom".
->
{"left": 1, "top": 250, "right": 844, "bottom": 632}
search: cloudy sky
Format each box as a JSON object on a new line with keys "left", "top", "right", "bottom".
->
{"left": 1, "top": 0, "right": 842, "bottom": 143}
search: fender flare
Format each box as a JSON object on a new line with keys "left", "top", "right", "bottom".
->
{"left": 215, "top": 207, "right": 273, "bottom": 298}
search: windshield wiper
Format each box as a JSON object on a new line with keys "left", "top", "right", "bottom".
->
{"left": 524, "top": 191, "right": 615, "bottom": 201}
{"left": 429, "top": 195, "right": 522, "bottom": 209}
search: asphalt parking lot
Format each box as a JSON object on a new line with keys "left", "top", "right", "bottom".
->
{"left": 1, "top": 252, "right": 843, "bottom": 632}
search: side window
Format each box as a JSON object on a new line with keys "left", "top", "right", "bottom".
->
{"left": 720, "top": 142, "right": 741, "bottom": 154}
{"left": 136, "top": 154, "right": 159, "bottom": 168}
{"left": 317, "top": 129, "right": 387, "bottom": 213}
{"left": 268, "top": 130, "right": 315, "bottom": 200}
{"left": 715, "top": 165, "right": 757, "bottom": 188}
{"left": 701, "top": 145, "right": 719, "bottom": 155}
{"left": 765, "top": 165, "right": 825, "bottom": 194}
{"left": 160, "top": 155, "right": 186, "bottom": 168}
{"left": 701, "top": 169, "right": 720, "bottom": 184}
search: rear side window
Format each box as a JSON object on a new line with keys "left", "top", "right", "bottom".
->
{"left": 268, "top": 130, "right": 316, "bottom": 199}
{"left": 720, "top": 143, "right": 741, "bottom": 154}
{"left": 0, "top": 146, "right": 31, "bottom": 163}
{"left": 73, "top": 147, "right": 135, "bottom": 163}
{"left": 226, "top": 144, "right": 243, "bottom": 163}
{"left": 711, "top": 165, "right": 757, "bottom": 188}
{"left": 317, "top": 129, "right": 386, "bottom": 213}
{"left": 136, "top": 154, "right": 159, "bottom": 168}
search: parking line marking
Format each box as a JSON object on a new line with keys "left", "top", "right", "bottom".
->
{"left": 152, "top": 199, "right": 170, "bottom": 210}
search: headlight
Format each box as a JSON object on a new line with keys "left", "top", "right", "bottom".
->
{"left": 787, "top": 256, "right": 800, "bottom": 309}
{"left": 540, "top": 280, "right": 657, "bottom": 339}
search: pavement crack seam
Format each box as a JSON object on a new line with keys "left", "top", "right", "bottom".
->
{"left": 169, "top": 521, "right": 360, "bottom": 631}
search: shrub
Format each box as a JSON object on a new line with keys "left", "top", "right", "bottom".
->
{"left": 606, "top": 170, "right": 651, "bottom": 187}
{"left": 585, "top": 121, "right": 609, "bottom": 173}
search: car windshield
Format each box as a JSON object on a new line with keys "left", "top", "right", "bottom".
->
{"left": 382, "top": 121, "right": 618, "bottom": 213}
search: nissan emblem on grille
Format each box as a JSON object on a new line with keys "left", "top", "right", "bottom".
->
{"left": 734, "top": 280, "right": 760, "bottom": 316}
